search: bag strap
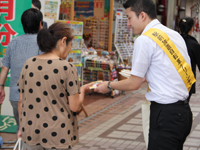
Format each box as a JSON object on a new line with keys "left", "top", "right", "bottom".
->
{"left": 143, "top": 28, "right": 196, "bottom": 92}
{"left": 13, "top": 138, "right": 21, "bottom": 150}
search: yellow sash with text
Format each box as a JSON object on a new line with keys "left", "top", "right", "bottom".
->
{"left": 143, "top": 28, "right": 196, "bottom": 92}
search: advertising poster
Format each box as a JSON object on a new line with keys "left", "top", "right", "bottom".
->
{"left": 104, "top": 0, "right": 110, "bottom": 17}
{"left": 191, "top": 2, "right": 200, "bottom": 42}
{"left": 44, "top": 0, "right": 59, "bottom": 20}
{"left": 0, "top": 0, "right": 32, "bottom": 86}
{"left": 75, "top": 0, "right": 94, "bottom": 19}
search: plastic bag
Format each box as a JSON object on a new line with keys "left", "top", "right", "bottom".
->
{"left": 13, "top": 137, "right": 23, "bottom": 150}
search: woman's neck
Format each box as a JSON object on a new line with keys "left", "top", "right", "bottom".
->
{"left": 37, "top": 51, "right": 61, "bottom": 59}
{"left": 188, "top": 27, "right": 193, "bottom": 36}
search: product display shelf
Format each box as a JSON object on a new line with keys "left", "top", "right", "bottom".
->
{"left": 99, "top": 18, "right": 109, "bottom": 50}
{"left": 55, "top": 20, "right": 84, "bottom": 85}
{"left": 91, "top": 18, "right": 100, "bottom": 49}
{"left": 55, "top": 20, "right": 89, "bottom": 116}
{"left": 114, "top": 11, "right": 133, "bottom": 63}
{"left": 83, "top": 59, "right": 110, "bottom": 85}
{"left": 83, "top": 57, "right": 119, "bottom": 98}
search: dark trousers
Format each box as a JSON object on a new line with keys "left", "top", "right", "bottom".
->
{"left": 148, "top": 101, "right": 193, "bottom": 150}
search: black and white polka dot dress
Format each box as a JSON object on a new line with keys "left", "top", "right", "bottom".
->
{"left": 17, "top": 57, "right": 80, "bottom": 149}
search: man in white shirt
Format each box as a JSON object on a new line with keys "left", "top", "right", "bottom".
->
{"left": 95, "top": 0, "right": 193, "bottom": 149}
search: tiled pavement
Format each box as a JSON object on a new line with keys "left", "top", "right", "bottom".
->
{"left": 1, "top": 73, "right": 200, "bottom": 150}
{"left": 75, "top": 72, "right": 200, "bottom": 150}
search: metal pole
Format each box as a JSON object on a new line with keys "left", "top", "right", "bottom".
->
{"left": 166, "top": 0, "right": 176, "bottom": 29}
{"left": 108, "top": 0, "right": 114, "bottom": 52}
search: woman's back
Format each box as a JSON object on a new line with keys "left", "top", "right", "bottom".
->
{"left": 18, "top": 57, "right": 80, "bottom": 149}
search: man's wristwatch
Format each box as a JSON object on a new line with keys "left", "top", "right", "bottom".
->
{"left": 107, "top": 81, "right": 113, "bottom": 91}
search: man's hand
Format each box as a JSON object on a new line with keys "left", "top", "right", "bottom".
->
{"left": 0, "top": 88, "right": 5, "bottom": 104}
{"left": 94, "top": 81, "right": 110, "bottom": 94}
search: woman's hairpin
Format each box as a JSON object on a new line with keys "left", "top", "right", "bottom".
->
{"left": 182, "top": 19, "right": 186, "bottom": 22}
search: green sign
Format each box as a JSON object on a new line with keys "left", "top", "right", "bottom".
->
{"left": 0, "top": 115, "right": 17, "bottom": 133}
{"left": 104, "top": 0, "right": 110, "bottom": 17}
{"left": 0, "top": 0, "right": 32, "bottom": 86}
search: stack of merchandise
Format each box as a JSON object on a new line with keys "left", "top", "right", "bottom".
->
{"left": 83, "top": 69, "right": 98, "bottom": 84}
{"left": 119, "top": 69, "right": 131, "bottom": 78}
{"left": 85, "top": 57, "right": 113, "bottom": 71}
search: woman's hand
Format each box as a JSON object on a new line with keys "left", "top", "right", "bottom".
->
{"left": 17, "top": 129, "right": 22, "bottom": 139}
{"left": 81, "top": 82, "right": 94, "bottom": 93}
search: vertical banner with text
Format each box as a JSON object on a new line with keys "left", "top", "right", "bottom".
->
{"left": 0, "top": 0, "right": 31, "bottom": 86}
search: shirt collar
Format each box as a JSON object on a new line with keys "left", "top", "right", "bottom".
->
{"left": 141, "top": 19, "right": 161, "bottom": 34}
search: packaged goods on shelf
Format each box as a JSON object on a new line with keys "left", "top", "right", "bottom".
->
{"left": 83, "top": 68, "right": 98, "bottom": 84}
{"left": 85, "top": 57, "right": 114, "bottom": 71}
{"left": 91, "top": 18, "right": 100, "bottom": 49}
{"left": 119, "top": 69, "right": 131, "bottom": 78}
{"left": 67, "top": 50, "right": 81, "bottom": 63}
{"left": 114, "top": 10, "right": 134, "bottom": 63}
{"left": 55, "top": 20, "right": 84, "bottom": 85}
{"left": 99, "top": 18, "right": 109, "bottom": 50}
{"left": 81, "top": 46, "right": 97, "bottom": 57}
{"left": 72, "top": 37, "right": 82, "bottom": 50}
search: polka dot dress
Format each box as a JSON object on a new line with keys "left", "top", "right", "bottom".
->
{"left": 17, "top": 57, "right": 80, "bottom": 149}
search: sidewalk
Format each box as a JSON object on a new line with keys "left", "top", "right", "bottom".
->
{"left": 1, "top": 73, "right": 200, "bottom": 150}
{"left": 75, "top": 73, "right": 200, "bottom": 150}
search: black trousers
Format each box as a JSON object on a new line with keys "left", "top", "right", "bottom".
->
{"left": 148, "top": 101, "right": 193, "bottom": 150}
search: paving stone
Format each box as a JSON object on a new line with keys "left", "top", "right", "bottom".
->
{"left": 2, "top": 74, "right": 200, "bottom": 150}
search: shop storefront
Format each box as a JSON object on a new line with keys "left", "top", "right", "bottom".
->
{"left": 1, "top": 0, "right": 198, "bottom": 115}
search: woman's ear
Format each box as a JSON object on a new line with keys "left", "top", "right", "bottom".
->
{"left": 60, "top": 37, "right": 67, "bottom": 46}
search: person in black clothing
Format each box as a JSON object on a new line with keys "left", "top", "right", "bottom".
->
{"left": 179, "top": 17, "right": 200, "bottom": 101}
{"left": 32, "top": 0, "right": 48, "bottom": 29}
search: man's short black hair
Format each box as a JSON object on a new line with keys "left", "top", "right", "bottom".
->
{"left": 21, "top": 8, "right": 43, "bottom": 34}
{"left": 123, "top": 0, "right": 157, "bottom": 19}
{"left": 32, "top": 0, "right": 41, "bottom": 10}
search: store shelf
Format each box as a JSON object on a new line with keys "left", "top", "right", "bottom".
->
{"left": 114, "top": 10, "right": 133, "bottom": 63}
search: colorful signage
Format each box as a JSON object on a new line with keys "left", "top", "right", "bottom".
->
{"left": 75, "top": 0, "right": 94, "bottom": 18}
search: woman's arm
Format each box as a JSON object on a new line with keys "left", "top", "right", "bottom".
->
{"left": 0, "top": 66, "right": 9, "bottom": 104}
{"left": 68, "top": 83, "right": 93, "bottom": 112}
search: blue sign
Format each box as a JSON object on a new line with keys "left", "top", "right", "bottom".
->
{"left": 75, "top": 1, "right": 94, "bottom": 18}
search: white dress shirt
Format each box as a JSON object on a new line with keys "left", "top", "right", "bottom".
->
{"left": 130, "top": 19, "right": 191, "bottom": 104}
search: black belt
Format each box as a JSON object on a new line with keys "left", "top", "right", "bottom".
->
{"left": 151, "top": 99, "right": 188, "bottom": 105}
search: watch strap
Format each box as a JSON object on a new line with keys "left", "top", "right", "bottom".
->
{"left": 107, "top": 81, "right": 112, "bottom": 91}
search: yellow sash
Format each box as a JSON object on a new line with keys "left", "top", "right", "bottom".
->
{"left": 143, "top": 28, "right": 196, "bottom": 92}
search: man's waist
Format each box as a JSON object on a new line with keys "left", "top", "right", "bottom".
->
{"left": 146, "top": 92, "right": 188, "bottom": 104}
{"left": 151, "top": 99, "right": 188, "bottom": 105}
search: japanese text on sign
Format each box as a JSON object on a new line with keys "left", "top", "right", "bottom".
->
{"left": 94, "top": 0, "right": 104, "bottom": 8}
{"left": 0, "top": 0, "right": 17, "bottom": 48}
{"left": 0, "top": 23, "right": 17, "bottom": 46}
{"left": 0, "top": 0, "right": 15, "bottom": 21}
